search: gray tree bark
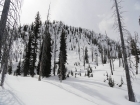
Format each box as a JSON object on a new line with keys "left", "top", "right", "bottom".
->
{"left": 114, "top": 0, "right": 135, "bottom": 102}
{"left": 0, "top": 0, "right": 11, "bottom": 87}
{"left": 0, "top": 30, "right": 13, "bottom": 86}
{"left": 0, "top": 0, "right": 10, "bottom": 57}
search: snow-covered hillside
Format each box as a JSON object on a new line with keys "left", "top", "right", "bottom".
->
{"left": 11, "top": 21, "right": 120, "bottom": 73}
{"left": 0, "top": 59, "right": 140, "bottom": 105}
{"left": 0, "top": 21, "right": 140, "bottom": 105}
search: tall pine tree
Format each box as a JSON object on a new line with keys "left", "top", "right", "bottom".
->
{"left": 39, "top": 21, "right": 52, "bottom": 78}
{"left": 58, "top": 29, "right": 67, "bottom": 80}
{"left": 30, "top": 12, "right": 41, "bottom": 77}
{"left": 84, "top": 47, "right": 89, "bottom": 64}
{"left": 23, "top": 35, "right": 31, "bottom": 76}
{"left": 42, "top": 28, "right": 52, "bottom": 77}
{"left": 16, "top": 61, "right": 21, "bottom": 76}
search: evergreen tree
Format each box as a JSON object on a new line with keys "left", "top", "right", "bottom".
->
{"left": 42, "top": 30, "right": 52, "bottom": 77}
{"left": 30, "top": 12, "right": 41, "bottom": 77}
{"left": 38, "top": 21, "right": 52, "bottom": 78}
{"left": 16, "top": 61, "right": 21, "bottom": 76}
{"left": 29, "top": 24, "right": 35, "bottom": 77}
{"left": 23, "top": 34, "right": 32, "bottom": 76}
{"left": 8, "top": 65, "right": 12, "bottom": 75}
{"left": 85, "top": 47, "right": 89, "bottom": 63}
{"left": 58, "top": 29, "right": 67, "bottom": 80}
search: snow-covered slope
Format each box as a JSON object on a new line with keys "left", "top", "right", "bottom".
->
{"left": 0, "top": 59, "right": 140, "bottom": 105}
{"left": 11, "top": 21, "right": 120, "bottom": 73}
{"left": 0, "top": 21, "right": 140, "bottom": 105}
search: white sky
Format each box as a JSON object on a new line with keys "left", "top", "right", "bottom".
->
{"left": 20, "top": 0, "right": 140, "bottom": 40}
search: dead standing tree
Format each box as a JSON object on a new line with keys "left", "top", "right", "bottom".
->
{"left": 0, "top": 0, "right": 22, "bottom": 86}
{"left": 0, "top": 0, "right": 10, "bottom": 59}
{"left": 53, "top": 23, "right": 62, "bottom": 76}
{"left": 105, "top": 32, "right": 113, "bottom": 75}
{"left": 0, "top": 28, "right": 13, "bottom": 86}
{"left": 112, "top": 0, "right": 135, "bottom": 102}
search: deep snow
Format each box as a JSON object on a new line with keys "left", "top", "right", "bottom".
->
{"left": 0, "top": 59, "right": 140, "bottom": 105}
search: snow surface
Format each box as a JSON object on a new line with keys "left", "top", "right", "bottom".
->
{"left": 0, "top": 59, "right": 140, "bottom": 105}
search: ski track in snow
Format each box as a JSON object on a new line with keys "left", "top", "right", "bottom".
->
{"left": 0, "top": 87, "right": 25, "bottom": 105}
{"left": 0, "top": 59, "right": 140, "bottom": 105}
{"left": 0, "top": 57, "right": 140, "bottom": 105}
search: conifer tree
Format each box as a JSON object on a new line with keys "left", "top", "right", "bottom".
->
{"left": 30, "top": 12, "right": 41, "bottom": 77}
{"left": 60, "top": 30, "right": 67, "bottom": 64}
{"left": 42, "top": 28, "right": 52, "bottom": 77}
{"left": 38, "top": 4, "right": 51, "bottom": 81}
{"left": 38, "top": 21, "right": 52, "bottom": 78}
{"left": 58, "top": 29, "right": 67, "bottom": 80}
{"left": 23, "top": 34, "right": 32, "bottom": 76}
{"left": 84, "top": 47, "right": 89, "bottom": 64}
{"left": 8, "top": 65, "right": 12, "bottom": 75}
{"left": 16, "top": 61, "right": 21, "bottom": 76}
{"left": 29, "top": 24, "right": 35, "bottom": 77}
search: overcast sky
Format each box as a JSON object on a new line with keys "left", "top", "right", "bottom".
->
{"left": 20, "top": 0, "right": 140, "bottom": 40}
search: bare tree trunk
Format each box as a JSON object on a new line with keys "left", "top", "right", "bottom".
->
{"left": 129, "top": 53, "right": 131, "bottom": 68}
{"left": 114, "top": 0, "right": 135, "bottom": 102}
{"left": 109, "top": 45, "right": 113, "bottom": 74}
{"left": 96, "top": 55, "right": 98, "bottom": 66}
{"left": 122, "top": 57, "right": 124, "bottom": 68}
{"left": 135, "top": 58, "right": 138, "bottom": 75}
{"left": 0, "top": 0, "right": 10, "bottom": 58}
{"left": 38, "top": 62, "right": 42, "bottom": 81}
{"left": 109, "top": 57, "right": 113, "bottom": 75}
{"left": 106, "top": 32, "right": 113, "bottom": 74}
{"left": 101, "top": 47, "right": 103, "bottom": 64}
{"left": 0, "top": 30, "right": 13, "bottom": 86}
{"left": 112, "top": 59, "right": 114, "bottom": 71}
{"left": 119, "top": 58, "right": 121, "bottom": 67}
{"left": 1, "top": 64, "right": 6, "bottom": 86}
{"left": 91, "top": 47, "right": 93, "bottom": 62}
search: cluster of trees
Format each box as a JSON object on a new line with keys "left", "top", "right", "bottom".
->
{"left": 11, "top": 13, "right": 139, "bottom": 82}
{"left": 0, "top": 0, "right": 139, "bottom": 102}
{"left": 13, "top": 13, "right": 68, "bottom": 81}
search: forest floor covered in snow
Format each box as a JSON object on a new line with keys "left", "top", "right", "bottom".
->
{"left": 0, "top": 59, "right": 140, "bottom": 105}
